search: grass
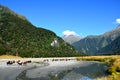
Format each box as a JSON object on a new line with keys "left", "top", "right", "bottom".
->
{"left": 0, "top": 55, "right": 21, "bottom": 59}
{"left": 76, "top": 55, "right": 120, "bottom": 80}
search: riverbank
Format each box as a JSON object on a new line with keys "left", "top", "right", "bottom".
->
{"left": 0, "top": 55, "right": 21, "bottom": 59}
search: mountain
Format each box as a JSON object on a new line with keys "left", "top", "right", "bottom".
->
{"left": 98, "top": 36, "right": 120, "bottom": 55}
{"left": 0, "top": 5, "right": 85, "bottom": 57}
{"left": 63, "top": 34, "right": 81, "bottom": 44}
{"left": 72, "top": 25, "right": 120, "bottom": 55}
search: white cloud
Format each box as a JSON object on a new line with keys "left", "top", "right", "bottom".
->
{"left": 62, "top": 30, "right": 79, "bottom": 36}
{"left": 116, "top": 18, "right": 120, "bottom": 24}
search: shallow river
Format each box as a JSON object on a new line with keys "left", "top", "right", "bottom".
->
{"left": 16, "top": 61, "right": 108, "bottom": 80}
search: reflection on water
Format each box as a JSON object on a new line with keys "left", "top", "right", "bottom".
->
{"left": 61, "top": 62, "right": 107, "bottom": 80}
{"left": 61, "top": 77, "right": 93, "bottom": 80}
{"left": 80, "top": 77, "right": 93, "bottom": 80}
{"left": 17, "top": 61, "right": 107, "bottom": 80}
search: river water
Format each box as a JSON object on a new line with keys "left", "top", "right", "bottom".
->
{"left": 16, "top": 61, "right": 108, "bottom": 80}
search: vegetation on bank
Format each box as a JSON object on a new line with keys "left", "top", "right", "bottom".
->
{"left": 76, "top": 56, "right": 120, "bottom": 80}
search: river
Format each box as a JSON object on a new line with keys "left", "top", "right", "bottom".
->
{"left": 15, "top": 60, "right": 108, "bottom": 80}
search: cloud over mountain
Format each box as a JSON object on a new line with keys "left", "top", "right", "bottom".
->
{"left": 62, "top": 30, "right": 82, "bottom": 44}
{"left": 116, "top": 18, "right": 120, "bottom": 24}
{"left": 63, "top": 30, "right": 79, "bottom": 37}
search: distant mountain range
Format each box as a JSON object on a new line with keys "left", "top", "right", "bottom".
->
{"left": 98, "top": 36, "right": 120, "bottom": 55}
{"left": 63, "top": 34, "right": 82, "bottom": 44}
{"left": 0, "top": 5, "right": 84, "bottom": 57}
{"left": 72, "top": 25, "right": 120, "bottom": 55}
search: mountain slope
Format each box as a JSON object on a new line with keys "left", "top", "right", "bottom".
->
{"left": 63, "top": 35, "right": 81, "bottom": 44}
{"left": 98, "top": 36, "right": 120, "bottom": 55}
{"left": 72, "top": 25, "right": 120, "bottom": 55}
{"left": 0, "top": 5, "right": 84, "bottom": 57}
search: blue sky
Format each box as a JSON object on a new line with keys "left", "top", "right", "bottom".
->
{"left": 0, "top": 0, "right": 120, "bottom": 37}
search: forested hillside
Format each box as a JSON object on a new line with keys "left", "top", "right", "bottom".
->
{"left": 0, "top": 5, "right": 84, "bottom": 57}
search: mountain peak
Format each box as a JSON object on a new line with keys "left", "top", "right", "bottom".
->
{"left": 64, "top": 34, "right": 79, "bottom": 37}
{"left": 63, "top": 34, "right": 82, "bottom": 44}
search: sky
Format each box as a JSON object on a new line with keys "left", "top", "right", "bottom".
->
{"left": 0, "top": 0, "right": 120, "bottom": 37}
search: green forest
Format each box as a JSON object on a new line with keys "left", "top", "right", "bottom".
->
{"left": 0, "top": 5, "right": 84, "bottom": 57}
